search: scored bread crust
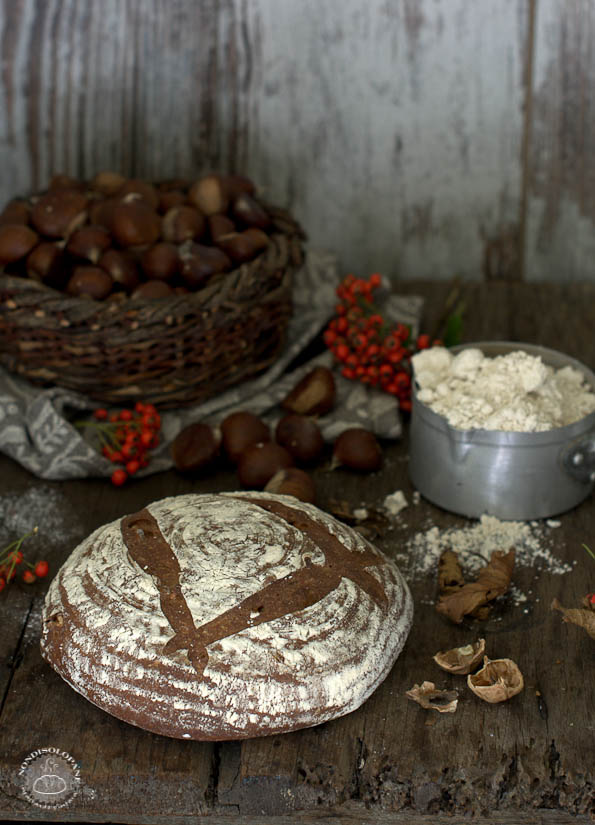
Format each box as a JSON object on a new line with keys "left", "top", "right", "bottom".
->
{"left": 40, "top": 492, "right": 413, "bottom": 740}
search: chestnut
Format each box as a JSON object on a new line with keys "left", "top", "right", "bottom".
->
{"left": 216, "top": 230, "right": 266, "bottom": 264}
{"left": 66, "top": 225, "right": 111, "bottom": 263}
{"left": 89, "top": 197, "right": 118, "bottom": 231}
{"left": 332, "top": 428, "right": 383, "bottom": 472}
{"left": 188, "top": 174, "right": 228, "bottom": 216}
{"left": 161, "top": 205, "right": 205, "bottom": 243}
{"left": 158, "top": 189, "right": 186, "bottom": 213}
{"left": 208, "top": 214, "right": 236, "bottom": 243}
{"left": 98, "top": 249, "right": 140, "bottom": 292}
{"left": 180, "top": 243, "right": 231, "bottom": 290}
{"left": 30, "top": 189, "right": 88, "bottom": 238}
{"left": 264, "top": 467, "right": 316, "bottom": 503}
{"left": 242, "top": 227, "right": 270, "bottom": 251}
{"left": 26, "top": 242, "right": 65, "bottom": 287}
{"left": 117, "top": 179, "right": 159, "bottom": 209}
{"left": 112, "top": 200, "right": 161, "bottom": 247}
{"left": 223, "top": 174, "right": 256, "bottom": 200}
{"left": 67, "top": 266, "right": 113, "bottom": 300}
{"left": 221, "top": 410, "right": 270, "bottom": 463}
{"left": 141, "top": 242, "right": 179, "bottom": 281}
{"left": 281, "top": 366, "right": 336, "bottom": 416}
{"left": 131, "top": 280, "right": 173, "bottom": 299}
{"left": 237, "top": 441, "right": 293, "bottom": 489}
{"left": 0, "top": 200, "right": 30, "bottom": 226}
{"left": 90, "top": 171, "right": 127, "bottom": 195}
{"left": 231, "top": 193, "right": 271, "bottom": 229}
{"left": 0, "top": 224, "right": 39, "bottom": 264}
{"left": 171, "top": 421, "right": 221, "bottom": 473}
{"left": 275, "top": 414, "right": 324, "bottom": 464}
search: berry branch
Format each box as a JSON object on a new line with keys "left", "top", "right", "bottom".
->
{"left": 0, "top": 527, "right": 49, "bottom": 591}
{"left": 76, "top": 402, "right": 162, "bottom": 486}
{"left": 323, "top": 273, "right": 441, "bottom": 411}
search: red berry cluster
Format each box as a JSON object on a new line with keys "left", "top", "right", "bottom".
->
{"left": 323, "top": 273, "right": 437, "bottom": 412}
{"left": 0, "top": 527, "right": 49, "bottom": 592}
{"left": 82, "top": 402, "right": 162, "bottom": 486}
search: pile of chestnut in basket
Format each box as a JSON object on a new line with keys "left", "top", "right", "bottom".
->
{"left": 0, "top": 172, "right": 275, "bottom": 300}
{"left": 172, "top": 366, "right": 384, "bottom": 503}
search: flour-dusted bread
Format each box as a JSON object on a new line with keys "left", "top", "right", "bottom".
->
{"left": 40, "top": 492, "right": 413, "bottom": 740}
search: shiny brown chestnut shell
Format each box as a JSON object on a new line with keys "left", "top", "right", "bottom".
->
{"left": 0, "top": 224, "right": 39, "bottom": 264}
{"left": 332, "top": 428, "right": 383, "bottom": 472}
{"left": 264, "top": 467, "right": 316, "bottom": 503}
{"left": 171, "top": 421, "right": 221, "bottom": 473}
{"left": 111, "top": 201, "right": 160, "bottom": 247}
{"left": 67, "top": 266, "right": 113, "bottom": 300}
{"left": 140, "top": 243, "right": 179, "bottom": 281}
{"left": 221, "top": 411, "right": 270, "bottom": 464}
{"left": 237, "top": 441, "right": 294, "bottom": 489}
{"left": 275, "top": 414, "right": 324, "bottom": 464}
{"left": 30, "top": 190, "right": 88, "bottom": 238}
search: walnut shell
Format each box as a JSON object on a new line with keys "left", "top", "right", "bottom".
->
{"left": 467, "top": 657, "right": 524, "bottom": 703}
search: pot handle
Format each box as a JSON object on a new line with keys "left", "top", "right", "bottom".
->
{"left": 561, "top": 432, "right": 595, "bottom": 484}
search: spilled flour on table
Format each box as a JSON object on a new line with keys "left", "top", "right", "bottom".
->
{"left": 391, "top": 514, "right": 573, "bottom": 608}
{"left": 0, "top": 485, "right": 82, "bottom": 551}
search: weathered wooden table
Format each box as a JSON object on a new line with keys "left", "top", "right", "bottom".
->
{"left": 0, "top": 282, "right": 593, "bottom": 824}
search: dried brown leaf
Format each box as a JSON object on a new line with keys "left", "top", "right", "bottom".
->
{"left": 436, "top": 549, "right": 515, "bottom": 624}
{"left": 551, "top": 598, "right": 595, "bottom": 640}
{"left": 405, "top": 680, "right": 459, "bottom": 713}
{"left": 438, "top": 549, "right": 465, "bottom": 594}
{"left": 433, "top": 638, "right": 486, "bottom": 675}
{"left": 467, "top": 656, "right": 524, "bottom": 703}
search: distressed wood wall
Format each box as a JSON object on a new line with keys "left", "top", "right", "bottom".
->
{"left": 0, "top": 0, "right": 593, "bottom": 284}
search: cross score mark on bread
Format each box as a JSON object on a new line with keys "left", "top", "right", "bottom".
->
{"left": 121, "top": 496, "right": 387, "bottom": 676}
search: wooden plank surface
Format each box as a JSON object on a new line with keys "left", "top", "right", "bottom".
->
{"left": 0, "top": 0, "right": 531, "bottom": 282}
{"left": 0, "top": 282, "right": 593, "bottom": 823}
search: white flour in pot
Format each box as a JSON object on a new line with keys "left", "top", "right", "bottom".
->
{"left": 412, "top": 347, "right": 595, "bottom": 431}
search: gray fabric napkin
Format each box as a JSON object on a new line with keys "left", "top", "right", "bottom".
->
{"left": 0, "top": 250, "right": 423, "bottom": 480}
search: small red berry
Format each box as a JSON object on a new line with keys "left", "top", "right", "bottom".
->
{"left": 34, "top": 560, "right": 49, "bottom": 578}
{"left": 134, "top": 401, "right": 146, "bottom": 413}
{"left": 0, "top": 577, "right": 5, "bottom": 592}
{"left": 119, "top": 409, "right": 133, "bottom": 421}
{"left": 125, "top": 459, "right": 140, "bottom": 475}
{"left": 335, "top": 344, "right": 350, "bottom": 362}
{"left": 111, "top": 468, "right": 128, "bottom": 486}
{"left": 140, "top": 430, "right": 153, "bottom": 448}
{"left": 369, "top": 273, "right": 382, "bottom": 288}
{"left": 416, "top": 333, "right": 431, "bottom": 350}
{"left": 588, "top": 593, "right": 595, "bottom": 606}
{"left": 400, "top": 398, "right": 412, "bottom": 412}
{"left": 93, "top": 408, "right": 108, "bottom": 420}
{"left": 22, "top": 570, "right": 36, "bottom": 584}
{"left": 12, "top": 550, "right": 23, "bottom": 564}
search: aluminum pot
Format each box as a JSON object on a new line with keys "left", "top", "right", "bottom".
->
{"left": 408, "top": 341, "right": 595, "bottom": 521}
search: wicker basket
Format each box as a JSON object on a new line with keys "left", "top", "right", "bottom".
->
{"left": 0, "top": 205, "right": 303, "bottom": 408}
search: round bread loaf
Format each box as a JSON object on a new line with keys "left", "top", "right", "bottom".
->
{"left": 40, "top": 492, "right": 413, "bottom": 740}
